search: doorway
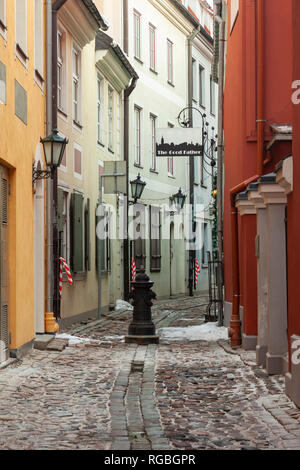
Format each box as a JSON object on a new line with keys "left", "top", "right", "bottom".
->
{"left": 0, "top": 165, "right": 9, "bottom": 363}
{"left": 34, "top": 156, "right": 45, "bottom": 334}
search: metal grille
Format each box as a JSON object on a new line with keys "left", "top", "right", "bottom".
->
{"left": 0, "top": 304, "right": 8, "bottom": 348}
{"left": 2, "top": 178, "right": 7, "bottom": 224}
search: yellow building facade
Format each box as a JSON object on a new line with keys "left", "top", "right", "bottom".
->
{"left": 0, "top": 0, "right": 46, "bottom": 361}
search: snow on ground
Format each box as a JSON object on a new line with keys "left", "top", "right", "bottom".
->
{"left": 115, "top": 299, "right": 133, "bottom": 311}
{"left": 158, "top": 322, "right": 228, "bottom": 342}
{"left": 56, "top": 333, "right": 95, "bottom": 345}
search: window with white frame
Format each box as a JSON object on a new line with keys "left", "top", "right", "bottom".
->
{"left": 167, "top": 123, "right": 174, "bottom": 176}
{"left": 134, "top": 10, "right": 141, "bottom": 60}
{"left": 167, "top": 39, "right": 174, "bottom": 84}
{"left": 0, "top": 0, "right": 6, "bottom": 34}
{"left": 108, "top": 86, "right": 114, "bottom": 151}
{"left": 15, "top": 0, "right": 27, "bottom": 60}
{"left": 97, "top": 74, "right": 104, "bottom": 144}
{"left": 74, "top": 144, "right": 82, "bottom": 179}
{"left": 134, "top": 106, "right": 142, "bottom": 166}
{"left": 199, "top": 65, "right": 205, "bottom": 108}
{"left": 72, "top": 45, "right": 81, "bottom": 124}
{"left": 57, "top": 29, "right": 66, "bottom": 112}
{"left": 150, "top": 114, "right": 157, "bottom": 171}
{"left": 34, "top": 0, "right": 44, "bottom": 80}
{"left": 192, "top": 58, "right": 197, "bottom": 101}
{"left": 149, "top": 24, "right": 156, "bottom": 72}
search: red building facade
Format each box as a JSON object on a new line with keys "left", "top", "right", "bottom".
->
{"left": 222, "top": 0, "right": 300, "bottom": 405}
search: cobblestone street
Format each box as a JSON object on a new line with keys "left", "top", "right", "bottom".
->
{"left": 0, "top": 296, "right": 300, "bottom": 451}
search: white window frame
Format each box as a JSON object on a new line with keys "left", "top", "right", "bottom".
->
{"left": 72, "top": 44, "right": 81, "bottom": 125}
{"left": 134, "top": 106, "right": 142, "bottom": 166}
{"left": 192, "top": 58, "right": 197, "bottom": 101}
{"left": 34, "top": 0, "right": 44, "bottom": 85}
{"left": 210, "top": 75, "right": 216, "bottom": 116}
{"left": 108, "top": 86, "right": 114, "bottom": 151}
{"left": 167, "top": 39, "right": 174, "bottom": 85}
{"left": 97, "top": 73, "right": 105, "bottom": 145}
{"left": 0, "top": 0, "right": 7, "bottom": 38}
{"left": 149, "top": 23, "right": 156, "bottom": 72}
{"left": 199, "top": 65, "right": 205, "bottom": 108}
{"left": 134, "top": 10, "right": 141, "bottom": 60}
{"left": 15, "top": 0, "right": 28, "bottom": 65}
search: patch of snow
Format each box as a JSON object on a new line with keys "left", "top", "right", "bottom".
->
{"left": 56, "top": 333, "right": 94, "bottom": 345}
{"left": 115, "top": 299, "right": 133, "bottom": 311}
{"left": 158, "top": 322, "right": 228, "bottom": 342}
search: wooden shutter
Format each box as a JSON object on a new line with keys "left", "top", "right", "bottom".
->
{"left": 0, "top": 166, "right": 9, "bottom": 362}
{"left": 70, "top": 192, "right": 84, "bottom": 273}
{"left": 150, "top": 205, "right": 161, "bottom": 272}
{"left": 85, "top": 198, "right": 91, "bottom": 271}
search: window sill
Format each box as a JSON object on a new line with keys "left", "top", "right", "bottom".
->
{"left": 134, "top": 163, "right": 143, "bottom": 169}
{"left": 73, "top": 120, "right": 83, "bottom": 130}
{"left": 16, "top": 43, "right": 29, "bottom": 68}
{"left": 72, "top": 271, "right": 87, "bottom": 281}
{"left": 200, "top": 103, "right": 206, "bottom": 110}
{"left": 150, "top": 68, "right": 158, "bottom": 75}
{"left": 150, "top": 168, "right": 158, "bottom": 174}
{"left": 134, "top": 56, "right": 143, "bottom": 65}
{"left": 58, "top": 107, "right": 68, "bottom": 119}
{"left": 168, "top": 174, "right": 175, "bottom": 179}
{"left": 167, "top": 80, "right": 175, "bottom": 88}
{"left": 108, "top": 147, "right": 114, "bottom": 154}
{"left": 201, "top": 183, "right": 207, "bottom": 189}
{"left": 97, "top": 140, "right": 105, "bottom": 148}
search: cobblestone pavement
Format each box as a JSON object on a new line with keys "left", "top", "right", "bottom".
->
{"left": 0, "top": 295, "right": 300, "bottom": 450}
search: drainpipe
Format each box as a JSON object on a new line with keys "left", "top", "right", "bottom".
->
{"left": 228, "top": 0, "right": 265, "bottom": 347}
{"left": 214, "top": 1, "right": 225, "bottom": 325}
{"left": 51, "top": 0, "right": 68, "bottom": 319}
{"left": 46, "top": 0, "right": 53, "bottom": 316}
{"left": 187, "top": 24, "right": 201, "bottom": 297}
{"left": 123, "top": 76, "right": 138, "bottom": 300}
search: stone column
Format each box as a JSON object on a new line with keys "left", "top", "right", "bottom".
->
{"left": 259, "top": 175, "right": 288, "bottom": 375}
{"left": 248, "top": 183, "right": 268, "bottom": 367}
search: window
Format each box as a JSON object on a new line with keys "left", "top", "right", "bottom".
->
{"left": 15, "top": 0, "right": 27, "bottom": 61}
{"left": 230, "top": 0, "right": 239, "bottom": 33}
{"left": 199, "top": 66, "right": 205, "bottom": 108}
{"left": 57, "top": 29, "right": 66, "bottom": 112}
{"left": 134, "top": 10, "right": 141, "bottom": 60}
{"left": 70, "top": 192, "right": 84, "bottom": 273}
{"left": 72, "top": 46, "right": 81, "bottom": 124}
{"left": 150, "top": 114, "right": 157, "bottom": 171}
{"left": 0, "top": 0, "right": 6, "bottom": 35}
{"left": 210, "top": 75, "right": 216, "bottom": 115}
{"left": 108, "top": 86, "right": 114, "bottom": 151}
{"left": 74, "top": 144, "right": 82, "bottom": 179}
{"left": 134, "top": 106, "right": 141, "bottom": 165}
{"left": 34, "top": 0, "right": 43, "bottom": 80}
{"left": 150, "top": 206, "right": 161, "bottom": 272}
{"left": 192, "top": 58, "right": 197, "bottom": 101}
{"left": 167, "top": 123, "right": 174, "bottom": 176}
{"left": 97, "top": 74, "right": 104, "bottom": 144}
{"left": 58, "top": 189, "right": 69, "bottom": 264}
{"left": 167, "top": 39, "right": 174, "bottom": 84}
{"left": 149, "top": 24, "right": 156, "bottom": 71}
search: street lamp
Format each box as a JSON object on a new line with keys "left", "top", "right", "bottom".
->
{"left": 33, "top": 129, "right": 68, "bottom": 183}
{"left": 130, "top": 173, "right": 146, "bottom": 203}
{"left": 172, "top": 188, "right": 186, "bottom": 210}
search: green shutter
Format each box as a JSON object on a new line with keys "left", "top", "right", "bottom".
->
{"left": 71, "top": 192, "right": 84, "bottom": 273}
{"left": 57, "top": 188, "right": 64, "bottom": 234}
{"left": 85, "top": 198, "right": 91, "bottom": 271}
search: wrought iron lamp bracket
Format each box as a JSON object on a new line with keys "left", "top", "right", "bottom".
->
{"left": 32, "top": 164, "right": 52, "bottom": 184}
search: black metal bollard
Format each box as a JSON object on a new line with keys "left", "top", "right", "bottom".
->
{"left": 125, "top": 270, "right": 159, "bottom": 344}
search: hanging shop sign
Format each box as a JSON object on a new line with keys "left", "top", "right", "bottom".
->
{"left": 156, "top": 128, "right": 203, "bottom": 157}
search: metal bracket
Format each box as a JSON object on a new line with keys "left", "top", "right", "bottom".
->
{"left": 32, "top": 164, "right": 51, "bottom": 184}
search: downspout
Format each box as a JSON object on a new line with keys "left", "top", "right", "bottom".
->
{"left": 187, "top": 24, "right": 200, "bottom": 297}
{"left": 123, "top": 76, "right": 138, "bottom": 300}
{"left": 51, "top": 0, "right": 68, "bottom": 319}
{"left": 46, "top": 0, "right": 53, "bottom": 316}
{"left": 214, "top": 1, "right": 225, "bottom": 325}
{"left": 228, "top": 0, "right": 265, "bottom": 347}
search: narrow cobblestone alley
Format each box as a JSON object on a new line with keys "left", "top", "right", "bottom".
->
{"left": 0, "top": 296, "right": 300, "bottom": 451}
